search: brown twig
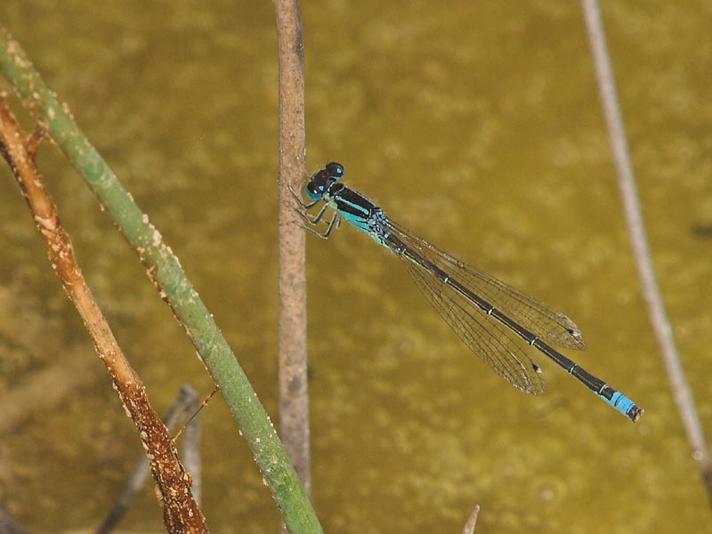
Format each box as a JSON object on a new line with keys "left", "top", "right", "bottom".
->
{"left": 0, "top": 98, "right": 207, "bottom": 533}
{"left": 0, "top": 506, "right": 29, "bottom": 534}
{"left": 95, "top": 385, "right": 202, "bottom": 534}
{"left": 273, "top": 0, "right": 311, "bottom": 494}
{"left": 581, "top": 0, "right": 712, "bottom": 499}
{"left": 461, "top": 504, "right": 480, "bottom": 534}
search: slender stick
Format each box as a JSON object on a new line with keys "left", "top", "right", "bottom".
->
{"left": 96, "top": 385, "right": 200, "bottom": 534}
{"left": 461, "top": 504, "right": 481, "bottom": 534}
{"left": 581, "top": 0, "right": 712, "bottom": 495}
{"left": 0, "top": 26, "right": 323, "bottom": 534}
{"left": 0, "top": 99, "right": 207, "bottom": 533}
{"left": 273, "top": 0, "right": 311, "bottom": 493}
{"left": 0, "top": 507, "right": 29, "bottom": 534}
{"left": 181, "top": 388, "right": 203, "bottom": 506}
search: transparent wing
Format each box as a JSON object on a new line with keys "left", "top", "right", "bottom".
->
{"left": 404, "top": 256, "right": 544, "bottom": 394}
{"left": 386, "top": 219, "right": 585, "bottom": 350}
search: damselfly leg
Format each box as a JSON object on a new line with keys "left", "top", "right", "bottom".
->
{"left": 288, "top": 182, "right": 342, "bottom": 239}
{"left": 300, "top": 202, "right": 331, "bottom": 225}
{"left": 298, "top": 211, "right": 340, "bottom": 239}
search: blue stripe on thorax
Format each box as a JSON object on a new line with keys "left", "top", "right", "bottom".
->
{"left": 332, "top": 186, "right": 375, "bottom": 214}
{"left": 327, "top": 185, "right": 392, "bottom": 245}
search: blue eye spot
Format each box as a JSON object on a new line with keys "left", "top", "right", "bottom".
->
{"left": 325, "top": 161, "right": 345, "bottom": 179}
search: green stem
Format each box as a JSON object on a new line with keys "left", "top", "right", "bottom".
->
{"left": 0, "top": 26, "right": 323, "bottom": 534}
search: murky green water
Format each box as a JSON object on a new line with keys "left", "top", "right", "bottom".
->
{"left": 1, "top": 1, "right": 711, "bottom": 533}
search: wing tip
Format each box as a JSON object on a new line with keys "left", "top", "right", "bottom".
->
{"left": 556, "top": 313, "right": 587, "bottom": 350}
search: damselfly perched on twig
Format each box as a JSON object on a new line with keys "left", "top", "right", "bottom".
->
{"left": 291, "top": 162, "right": 643, "bottom": 422}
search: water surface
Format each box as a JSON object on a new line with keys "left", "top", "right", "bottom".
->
{"left": 1, "top": 1, "right": 711, "bottom": 533}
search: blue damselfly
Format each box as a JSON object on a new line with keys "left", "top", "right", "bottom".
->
{"left": 292, "top": 162, "right": 643, "bottom": 422}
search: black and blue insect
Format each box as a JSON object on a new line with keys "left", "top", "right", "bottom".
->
{"left": 291, "top": 162, "right": 643, "bottom": 422}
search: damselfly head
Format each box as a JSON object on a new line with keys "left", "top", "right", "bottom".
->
{"left": 306, "top": 162, "right": 345, "bottom": 200}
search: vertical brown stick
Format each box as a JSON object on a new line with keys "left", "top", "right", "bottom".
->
{"left": 0, "top": 100, "right": 207, "bottom": 533}
{"left": 581, "top": 0, "right": 712, "bottom": 497}
{"left": 273, "top": 0, "right": 311, "bottom": 493}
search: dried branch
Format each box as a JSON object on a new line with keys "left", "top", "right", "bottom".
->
{"left": 96, "top": 385, "right": 201, "bottom": 534}
{"left": 273, "top": 0, "right": 312, "bottom": 494}
{"left": 461, "top": 504, "right": 480, "bottom": 534}
{"left": 0, "top": 507, "right": 29, "bottom": 534}
{"left": 0, "top": 98, "right": 207, "bottom": 534}
{"left": 581, "top": 0, "right": 712, "bottom": 497}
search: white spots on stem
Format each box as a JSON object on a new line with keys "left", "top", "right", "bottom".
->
{"left": 151, "top": 227, "right": 162, "bottom": 247}
{"left": 33, "top": 214, "right": 55, "bottom": 231}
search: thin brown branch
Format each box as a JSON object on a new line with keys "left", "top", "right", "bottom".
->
{"left": 0, "top": 506, "right": 29, "bottom": 534}
{"left": 96, "top": 385, "right": 201, "bottom": 534}
{"left": 461, "top": 504, "right": 480, "bottom": 534}
{"left": 0, "top": 98, "right": 207, "bottom": 533}
{"left": 273, "top": 0, "right": 311, "bottom": 494}
{"left": 581, "top": 0, "right": 712, "bottom": 499}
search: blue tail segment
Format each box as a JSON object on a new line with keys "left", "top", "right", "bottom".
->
{"left": 600, "top": 388, "right": 643, "bottom": 422}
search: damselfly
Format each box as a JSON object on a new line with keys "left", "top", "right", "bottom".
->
{"left": 292, "top": 162, "right": 643, "bottom": 422}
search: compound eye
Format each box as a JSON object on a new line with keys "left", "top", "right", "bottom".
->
{"left": 325, "top": 162, "right": 344, "bottom": 179}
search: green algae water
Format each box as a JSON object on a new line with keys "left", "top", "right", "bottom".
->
{"left": 1, "top": 2, "right": 711, "bottom": 533}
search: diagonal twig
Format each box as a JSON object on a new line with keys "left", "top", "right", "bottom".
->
{"left": 581, "top": 0, "right": 712, "bottom": 498}
{"left": 0, "top": 507, "right": 29, "bottom": 534}
{"left": 95, "top": 385, "right": 202, "bottom": 534}
{"left": 0, "top": 98, "right": 207, "bottom": 533}
{"left": 461, "top": 504, "right": 481, "bottom": 534}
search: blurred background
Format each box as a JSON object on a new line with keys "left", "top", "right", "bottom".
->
{"left": 1, "top": 1, "right": 711, "bottom": 533}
